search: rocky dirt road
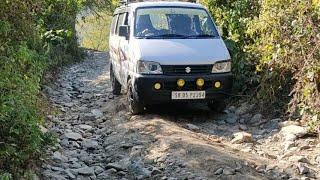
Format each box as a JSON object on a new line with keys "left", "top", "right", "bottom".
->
{"left": 41, "top": 51, "right": 320, "bottom": 180}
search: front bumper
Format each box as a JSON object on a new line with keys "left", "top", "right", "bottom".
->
{"left": 133, "top": 73, "right": 232, "bottom": 105}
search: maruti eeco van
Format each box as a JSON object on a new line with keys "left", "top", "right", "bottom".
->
{"left": 109, "top": 1, "right": 232, "bottom": 114}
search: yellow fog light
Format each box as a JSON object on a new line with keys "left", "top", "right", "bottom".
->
{"left": 177, "top": 79, "right": 185, "bottom": 87}
{"left": 214, "top": 81, "right": 221, "bottom": 88}
{"left": 196, "top": 78, "right": 205, "bottom": 87}
{"left": 154, "top": 83, "right": 161, "bottom": 90}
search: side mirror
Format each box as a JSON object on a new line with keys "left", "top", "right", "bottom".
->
{"left": 119, "top": 25, "right": 130, "bottom": 40}
{"left": 217, "top": 26, "right": 223, "bottom": 37}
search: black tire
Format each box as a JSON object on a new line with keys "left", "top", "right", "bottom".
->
{"left": 127, "top": 79, "right": 144, "bottom": 115}
{"left": 110, "top": 65, "right": 121, "bottom": 95}
{"left": 207, "top": 100, "right": 226, "bottom": 112}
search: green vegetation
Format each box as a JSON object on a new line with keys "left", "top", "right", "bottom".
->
{"left": 203, "top": 0, "right": 319, "bottom": 130}
{"left": 77, "top": 12, "right": 112, "bottom": 51}
{"left": 0, "top": 0, "right": 85, "bottom": 178}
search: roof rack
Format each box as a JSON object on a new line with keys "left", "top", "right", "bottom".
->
{"left": 119, "top": 0, "right": 198, "bottom": 6}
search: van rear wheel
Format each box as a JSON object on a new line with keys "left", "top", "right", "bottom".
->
{"left": 110, "top": 65, "right": 121, "bottom": 95}
{"left": 127, "top": 79, "right": 144, "bottom": 115}
{"left": 207, "top": 100, "right": 226, "bottom": 112}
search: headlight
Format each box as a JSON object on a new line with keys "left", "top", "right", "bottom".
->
{"left": 137, "top": 61, "right": 163, "bottom": 74}
{"left": 211, "top": 61, "right": 231, "bottom": 73}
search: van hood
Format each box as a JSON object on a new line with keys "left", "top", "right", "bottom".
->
{"left": 131, "top": 38, "right": 230, "bottom": 65}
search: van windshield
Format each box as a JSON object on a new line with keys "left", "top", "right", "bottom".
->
{"left": 134, "top": 7, "right": 219, "bottom": 39}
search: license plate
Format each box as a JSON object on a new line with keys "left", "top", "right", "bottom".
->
{"left": 171, "top": 91, "right": 205, "bottom": 100}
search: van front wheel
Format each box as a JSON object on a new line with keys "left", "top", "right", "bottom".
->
{"left": 110, "top": 65, "right": 121, "bottom": 95}
{"left": 127, "top": 79, "right": 144, "bottom": 115}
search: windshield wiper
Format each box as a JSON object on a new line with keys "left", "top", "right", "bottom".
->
{"left": 185, "top": 34, "right": 217, "bottom": 38}
{"left": 143, "top": 34, "right": 188, "bottom": 39}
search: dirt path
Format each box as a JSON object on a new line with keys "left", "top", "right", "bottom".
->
{"left": 41, "top": 51, "right": 320, "bottom": 180}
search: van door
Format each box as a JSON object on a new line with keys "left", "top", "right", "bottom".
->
{"left": 117, "top": 12, "right": 130, "bottom": 86}
{"left": 109, "top": 14, "right": 120, "bottom": 80}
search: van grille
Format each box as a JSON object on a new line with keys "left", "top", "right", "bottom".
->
{"left": 161, "top": 65, "right": 212, "bottom": 75}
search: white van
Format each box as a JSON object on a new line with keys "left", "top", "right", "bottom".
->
{"left": 109, "top": 1, "right": 232, "bottom": 114}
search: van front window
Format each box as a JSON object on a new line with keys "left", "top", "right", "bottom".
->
{"left": 135, "top": 7, "right": 219, "bottom": 39}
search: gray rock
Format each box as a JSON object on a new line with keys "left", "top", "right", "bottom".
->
{"left": 214, "top": 168, "right": 223, "bottom": 175}
{"left": 225, "top": 113, "right": 238, "bottom": 124}
{"left": 128, "top": 160, "right": 151, "bottom": 177}
{"left": 235, "top": 162, "right": 242, "bottom": 171}
{"left": 65, "top": 169, "right": 76, "bottom": 179}
{"left": 315, "top": 155, "right": 320, "bottom": 164}
{"left": 65, "top": 132, "right": 82, "bottom": 141}
{"left": 297, "top": 163, "right": 309, "bottom": 175}
{"left": 250, "top": 114, "right": 263, "bottom": 124}
{"left": 79, "top": 106, "right": 89, "bottom": 112}
{"left": 71, "top": 141, "right": 81, "bottom": 148}
{"left": 239, "top": 124, "right": 248, "bottom": 131}
{"left": 231, "top": 132, "right": 253, "bottom": 144}
{"left": 263, "top": 119, "right": 280, "bottom": 130}
{"left": 106, "top": 163, "right": 125, "bottom": 171}
{"left": 106, "top": 168, "right": 117, "bottom": 174}
{"left": 60, "top": 138, "right": 69, "bottom": 147}
{"left": 94, "top": 166, "right": 104, "bottom": 175}
{"left": 235, "top": 103, "right": 253, "bottom": 115}
{"left": 82, "top": 113, "right": 96, "bottom": 121}
{"left": 228, "top": 106, "right": 236, "bottom": 113}
{"left": 91, "top": 109, "right": 103, "bottom": 118}
{"left": 289, "top": 156, "right": 310, "bottom": 164}
{"left": 117, "top": 171, "right": 127, "bottom": 176}
{"left": 77, "top": 166, "right": 95, "bottom": 175}
{"left": 82, "top": 93, "right": 93, "bottom": 100}
{"left": 53, "top": 151, "right": 67, "bottom": 163}
{"left": 79, "top": 124, "right": 93, "bottom": 131}
{"left": 280, "top": 125, "right": 308, "bottom": 141}
{"left": 77, "top": 175, "right": 91, "bottom": 180}
{"left": 97, "top": 172, "right": 110, "bottom": 180}
{"left": 51, "top": 166, "right": 64, "bottom": 171}
{"left": 223, "top": 167, "right": 236, "bottom": 175}
{"left": 70, "top": 161, "right": 82, "bottom": 169}
{"left": 239, "top": 118, "right": 246, "bottom": 124}
{"left": 280, "top": 121, "right": 300, "bottom": 127}
{"left": 186, "top": 123, "right": 200, "bottom": 131}
{"left": 82, "top": 139, "right": 99, "bottom": 149}
{"left": 255, "top": 164, "right": 266, "bottom": 173}
{"left": 79, "top": 156, "right": 93, "bottom": 165}
{"left": 151, "top": 167, "right": 162, "bottom": 176}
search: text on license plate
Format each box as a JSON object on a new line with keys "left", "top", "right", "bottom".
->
{"left": 171, "top": 91, "right": 205, "bottom": 100}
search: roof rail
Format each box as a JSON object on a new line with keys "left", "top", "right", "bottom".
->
{"left": 119, "top": 0, "right": 198, "bottom": 6}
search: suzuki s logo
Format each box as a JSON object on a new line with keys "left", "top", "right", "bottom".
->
{"left": 185, "top": 67, "right": 191, "bottom": 73}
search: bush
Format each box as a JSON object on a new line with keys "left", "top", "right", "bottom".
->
{"left": 202, "top": 0, "right": 319, "bottom": 129}
{"left": 0, "top": 0, "right": 85, "bottom": 178}
{"left": 202, "top": 0, "right": 261, "bottom": 92}
{"left": 248, "top": 0, "right": 319, "bottom": 130}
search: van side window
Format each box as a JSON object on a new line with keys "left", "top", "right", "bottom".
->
{"left": 110, "top": 14, "right": 118, "bottom": 35}
{"left": 116, "top": 13, "right": 125, "bottom": 35}
{"left": 124, "top": 13, "right": 129, "bottom": 25}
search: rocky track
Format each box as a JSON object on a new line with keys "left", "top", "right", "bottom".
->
{"left": 41, "top": 51, "right": 320, "bottom": 180}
